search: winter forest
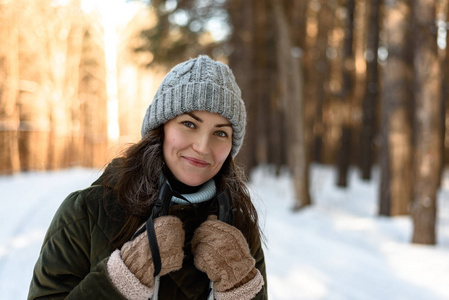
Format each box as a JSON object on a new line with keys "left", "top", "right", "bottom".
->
{"left": 0, "top": 0, "right": 449, "bottom": 276}
{"left": 1, "top": 0, "right": 449, "bottom": 298}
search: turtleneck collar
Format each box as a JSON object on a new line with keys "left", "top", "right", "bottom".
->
{"left": 170, "top": 179, "right": 216, "bottom": 204}
{"left": 163, "top": 165, "right": 217, "bottom": 204}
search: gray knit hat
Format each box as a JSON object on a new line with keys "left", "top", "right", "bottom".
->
{"left": 141, "top": 55, "right": 246, "bottom": 157}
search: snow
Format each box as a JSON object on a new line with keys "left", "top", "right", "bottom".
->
{"left": 1, "top": 164, "right": 448, "bottom": 299}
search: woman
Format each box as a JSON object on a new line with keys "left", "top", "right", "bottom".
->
{"left": 28, "top": 55, "right": 267, "bottom": 300}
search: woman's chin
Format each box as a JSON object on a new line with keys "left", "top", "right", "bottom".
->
{"left": 177, "top": 174, "right": 210, "bottom": 187}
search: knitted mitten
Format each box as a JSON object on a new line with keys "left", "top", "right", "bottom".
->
{"left": 107, "top": 215, "right": 184, "bottom": 300}
{"left": 121, "top": 215, "right": 185, "bottom": 286}
{"left": 191, "top": 216, "right": 264, "bottom": 300}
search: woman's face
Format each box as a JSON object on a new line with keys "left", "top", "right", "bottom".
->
{"left": 163, "top": 110, "right": 233, "bottom": 186}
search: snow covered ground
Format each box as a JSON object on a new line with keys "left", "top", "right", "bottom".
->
{"left": 1, "top": 164, "right": 448, "bottom": 300}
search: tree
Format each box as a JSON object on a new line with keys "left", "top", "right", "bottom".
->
{"left": 137, "top": 0, "right": 229, "bottom": 67}
{"left": 39, "top": 1, "right": 84, "bottom": 169}
{"left": 304, "top": 0, "right": 334, "bottom": 164}
{"left": 359, "top": 0, "right": 380, "bottom": 180}
{"left": 411, "top": 0, "right": 442, "bottom": 245}
{"left": 251, "top": 0, "right": 271, "bottom": 166}
{"left": 272, "top": 0, "right": 311, "bottom": 208}
{"left": 379, "top": 0, "right": 413, "bottom": 216}
{"left": 441, "top": 0, "right": 449, "bottom": 178}
{"left": 78, "top": 25, "right": 109, "bottom": 167}
{"left": 116, "top": 7, "right": 162, "bottom": 146}
{"left": 227, "top": 0, "right": 257, "bottom": 172}
{"left": 0, "top": 0, "right": 85, "bottom": 172}
{"left": 0, "top": 1, "right": 21, "bottom": 174}
{"left": 336, "top": 0, "right": 356, "bottom": 187}
{"left": 16, "top": 0, "right": 53, "bottom": 171}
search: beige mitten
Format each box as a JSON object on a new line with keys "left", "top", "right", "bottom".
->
{"left": 107, "top": 216, "right": 185, "bottom": 300}
{"left": 121, "top": 215, "right": 185, "bottom": 287}
{"left": 191, "top": 216, "right": 264, "bottom": 300}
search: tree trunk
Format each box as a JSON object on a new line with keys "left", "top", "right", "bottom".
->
{"left": 441, "top": 2, "right": 449, "bottom": 175}
{"left": 228, "top": 0, "right": 256, "bottom": 174}
{"left": 228, "top": 0, "right": 254, "bottom": 173}
{"left": 272, "top": 0, "right": 311, "bottom": 209}
{"left": 43, "top": 5, "right": 75, "bottom": 169}
{"left": 304, "top": 0, "right": 334, "bottom": 164}
{"left": 17, "top": 90, "right": 50, "bottom": 171}
{"left": 66, "top": 21, "right": 86, "bottom": 167}
{"left": 379, "top": 0, "right": 413, "bottom": 216}
{"left": 253, "top": 0, "right": 271, "bottom": 166}
{"left": 359, "top": 0, "right": 380, "bottom": 180}
{"left": 78, "top": 27, "right": 109, "bottom": 168}
{"left": 0, "top": 6, "right": 21, "bottom": 174}
{"left": 17, "top": 7, "right": 51, "bottom": 171}
{"left": 287, "top": 0, "right": 308, "bottom": 51}
{"left": 411, "top": 0, "right": 442, "bottom": 245}
{"left": 266, "top": 7, "right": 285, "bottom": 172}
{"left": 336, "top": 0, "right": 356, "bottom": 187}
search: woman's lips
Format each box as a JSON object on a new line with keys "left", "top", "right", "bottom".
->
{"left": 183, "top": 156, "right": 210, "bottom": 167}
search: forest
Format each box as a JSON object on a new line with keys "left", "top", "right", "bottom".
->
{"left": 0, "top": 0, "right": 448, "bottom": 245}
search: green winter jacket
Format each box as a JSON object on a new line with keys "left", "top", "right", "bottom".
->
{"left": 27, "top": 167, "right": 268, "bottom": 299}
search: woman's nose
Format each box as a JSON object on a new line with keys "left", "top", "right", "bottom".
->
{"left": 192, "top": 134, "right": 210, "bottom": 155}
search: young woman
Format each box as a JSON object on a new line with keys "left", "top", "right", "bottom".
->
{"left": 28, "top": 55, "right": 267, "bottom": 300}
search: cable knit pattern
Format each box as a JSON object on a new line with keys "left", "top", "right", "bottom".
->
{"left": 215, "top": 269, "right": 264, "bottom": 300}
{"left": 191, "top": 216, "right": 257, "bottom": 292}
{"left": 107, "top": 250, "right": 154, "bottom": 300}
{"left": 120, "top": 216, "right": 185, "bottom": 288}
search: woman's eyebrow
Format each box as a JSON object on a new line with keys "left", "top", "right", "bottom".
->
{"left": 187, "top": 112, "right": 202, "bottom": 122}
{"left": 216, "top": 123, "right": 232, "bottom": 128}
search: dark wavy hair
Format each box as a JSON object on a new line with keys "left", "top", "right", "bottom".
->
{"left": 106, "top": 126, "right": 262, "bottom": 251}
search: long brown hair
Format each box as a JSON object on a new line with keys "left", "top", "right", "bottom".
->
{"left": 106, "top": 126, "right": 261, "bottom": 250}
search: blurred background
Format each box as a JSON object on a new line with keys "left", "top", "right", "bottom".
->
{"left": 0, "top": 0, "right": 448, "bottom": 246}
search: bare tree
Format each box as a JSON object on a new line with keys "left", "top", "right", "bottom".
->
{"left": 78, "top": 23, "right": 109, "bottom": 168}
{"left": 0, "top": 2, "right": 21, "bottom": 174}
{"left": 66, "top": 17, "right": 87, "bottom": 166}
{"left": 16, "top": 0, "right": 52, "bottom": 171}
{"left": 0, "top": 0, "right": 84, "bottom": 171}
{"left": 411, "top": 0, "right": 442, "bottom": 245}
{"left": 39, "top": 1, "right": 83, "bottom": 169}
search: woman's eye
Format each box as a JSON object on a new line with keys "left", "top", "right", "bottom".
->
{"left": 215, "top": 131, "right": 228, "bottom": 138}
{"left": 182, "top": 121, "right": 195, "bottom": 129}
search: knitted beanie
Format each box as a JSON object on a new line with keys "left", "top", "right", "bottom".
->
{"left": 141, "top": 55, "right": 246, "bottom": 157}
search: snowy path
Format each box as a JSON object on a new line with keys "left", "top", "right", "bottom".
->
{"left": 251, "top": 165, "right": 449, "bottom": 300}
{"left": 1, "top": 165, "right": 448, "bottom": 299}
{"left": 0, "top": 168, "right": 102, "bottom": 299}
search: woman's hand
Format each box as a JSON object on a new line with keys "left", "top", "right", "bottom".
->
{"left": 121, "top": 215, "right": 185, "bottom": 287}
{"left": 191, "top": 215, "right": 263, "bottom": 300}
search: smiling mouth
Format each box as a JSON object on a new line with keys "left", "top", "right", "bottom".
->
{"left": 183, "top": 156, "right": 210, "bottom": 167}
